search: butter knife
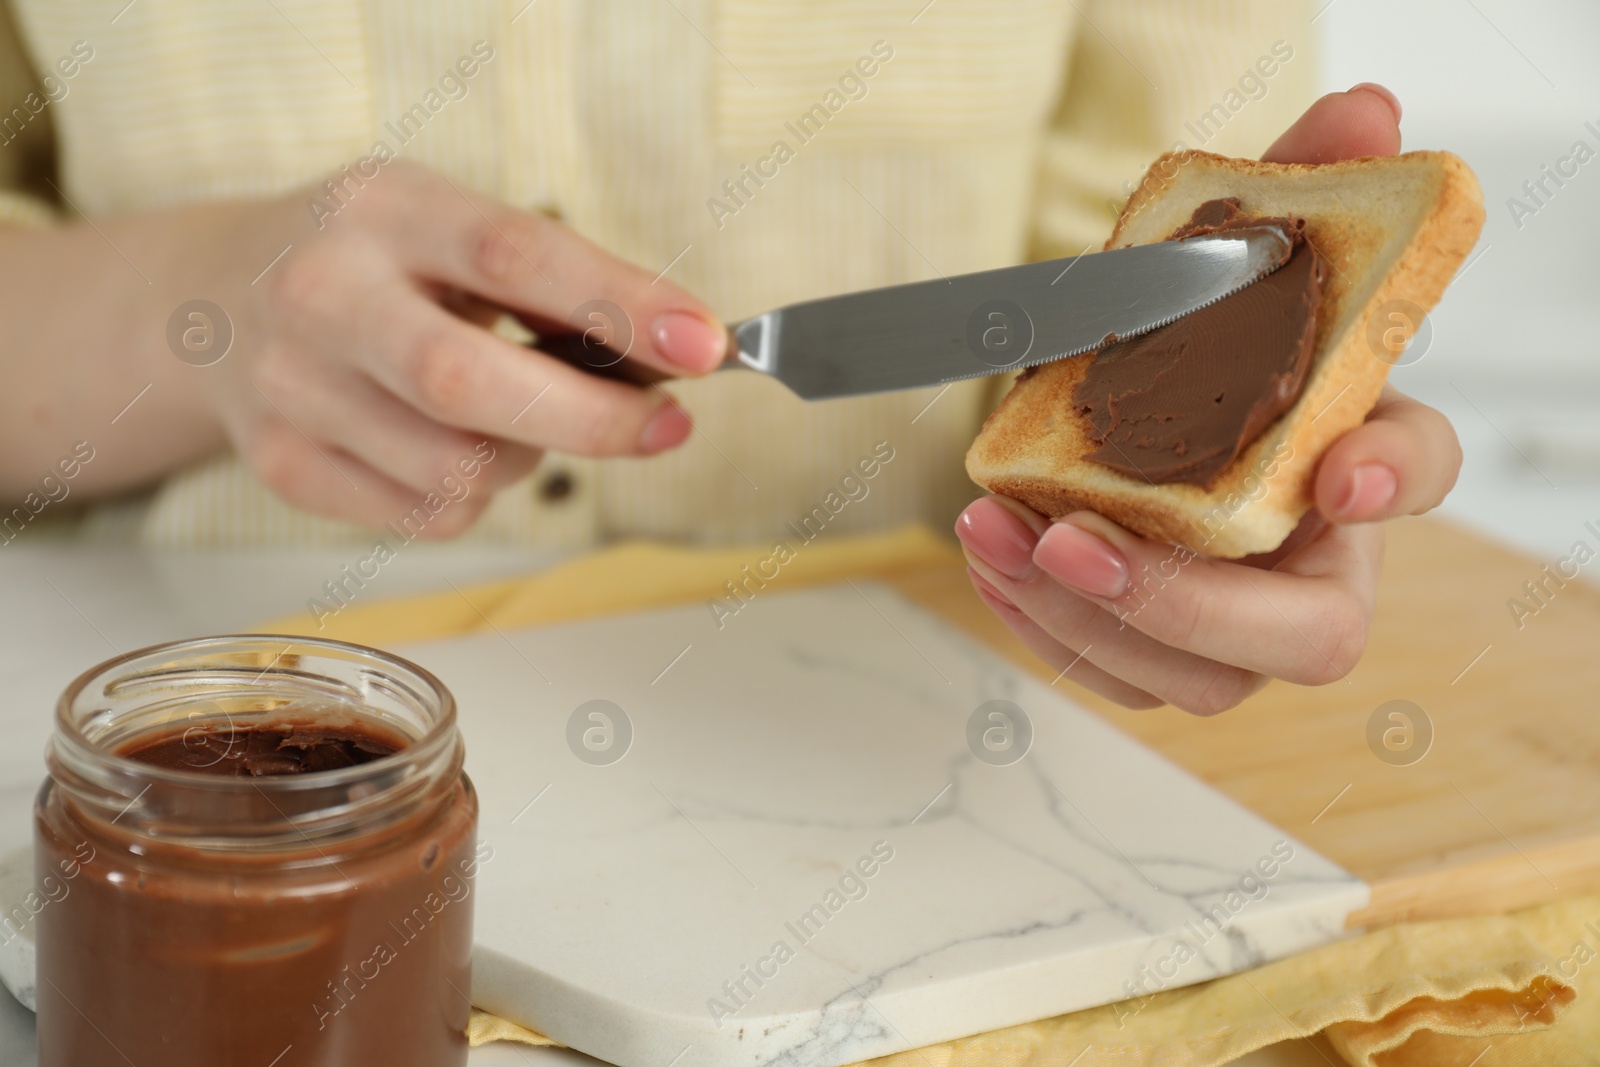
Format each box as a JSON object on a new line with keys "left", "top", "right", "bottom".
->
{"left": 730, "top": 226, "right": 1292, "bottom": 399}
{"left": 546, "top": 226, "right": 1292, "bottom": 399}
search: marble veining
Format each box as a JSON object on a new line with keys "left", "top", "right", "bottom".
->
{"left": 394, "top": 581, "right": 1368, "bottom": 1067}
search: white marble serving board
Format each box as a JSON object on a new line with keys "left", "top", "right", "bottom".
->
{"left": 394, "top": 581, "right": 1367, "bottom": 1067}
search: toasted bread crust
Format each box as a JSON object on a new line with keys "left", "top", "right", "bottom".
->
{"left": 966, "top": 150, "right": 1485, "bottom": 557}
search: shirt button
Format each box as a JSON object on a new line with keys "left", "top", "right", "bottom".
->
{"left": 537, "top": 470, "right": 575, "bottom": 503}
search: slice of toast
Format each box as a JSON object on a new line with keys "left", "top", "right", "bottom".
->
{"left": 965, "top": 149, "right": 1484, "bottom": 558}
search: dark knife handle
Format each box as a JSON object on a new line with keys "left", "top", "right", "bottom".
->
{"left": 535, "top": 327, "right": 746, "bottom": 386}
{"left": 535, "top": 333, "right": 675, "bottom": 387}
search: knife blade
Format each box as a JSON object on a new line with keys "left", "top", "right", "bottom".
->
{"left": 726, "top": 226, "right": 1294, "bottom": 400}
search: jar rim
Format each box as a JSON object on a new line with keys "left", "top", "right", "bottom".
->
{"left": 54, "top": 633, "right": 457, "bottom": 796}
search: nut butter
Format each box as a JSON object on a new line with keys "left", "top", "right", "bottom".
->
{"left": 34, "top": 636, "right": 479, "bottom": 1067}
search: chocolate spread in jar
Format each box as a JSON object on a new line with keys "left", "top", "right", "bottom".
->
{"left": 121, "top": 720, "right": 403, "bottom": 776}
{"left": 35, "top": 707, "right": 478, "bottom": 1067}
{"left": 1072, "top": 198, "right": 1328, "bottom": 487}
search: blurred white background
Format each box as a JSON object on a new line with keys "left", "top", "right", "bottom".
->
{"left": 1320, "top": 0, "right": 1600, "bottom": 559}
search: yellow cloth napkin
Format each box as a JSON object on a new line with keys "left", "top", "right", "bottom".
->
{"left": 265, "top": 526, "right": 964, "bottom": 646}
{"left": 263, "top": 526, "right": 1590, "bottom": 1067}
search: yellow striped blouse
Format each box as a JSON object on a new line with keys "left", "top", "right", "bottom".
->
{"left": 0, "top": 0, "right": 1315, "bottom": 548}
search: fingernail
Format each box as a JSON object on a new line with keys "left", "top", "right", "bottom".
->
{"left": 651, "top": 312, "right": 726, "bottom": 372}
{"left": 1034, "top": 523, "right": 1129, "bottom": 599}
{"left": 966, "top": 565, "right": 1018, "bottom": 610}
{"left": 1336, "top": 463, "right": 1397, "bottom": 521}
{"left": 954, "top": 497, "right": 1040, "bottom": 580}
{"left": 1349, "top": 82, "right": 1402, "bottom": 123}
{"left": 639, "top": 401, "right": 692, "bottom": 453}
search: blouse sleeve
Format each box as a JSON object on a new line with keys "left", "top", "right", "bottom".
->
{"left": 0, "top": 0, "right": 60, "bottom": 227}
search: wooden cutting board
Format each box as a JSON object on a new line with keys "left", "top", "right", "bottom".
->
{"left": 882, "top": 514, "right": 1600, "bottom": 930}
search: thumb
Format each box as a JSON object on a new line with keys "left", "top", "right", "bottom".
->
{"left": 1263, "top": 83, "right": 1403, "bottom": 164}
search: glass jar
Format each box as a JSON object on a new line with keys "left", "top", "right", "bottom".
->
{"left": 34, "top": 636, "right": 480, "bottom": 1067}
